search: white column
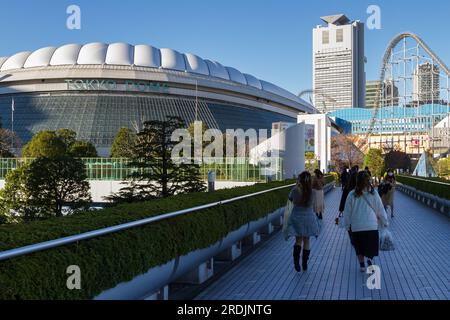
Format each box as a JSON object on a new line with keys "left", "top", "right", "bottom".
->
{"left": 282, "top": 122, "right": 305, "bottom": 179}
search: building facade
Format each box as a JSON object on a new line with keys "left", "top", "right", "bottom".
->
{"left": 365, "top": 80, "right": 399, "bottom": 109}
{"left": 329, "top": 105, "right": 449, "bottom": 155}
{"left": 312, "top": 14, "right": 365, "bottom": 113}
{"left": 0, "top": 42, "right": 316, "bottom": 156}
{"left": 413, "top": 62, "right": 440, "bottom": 104}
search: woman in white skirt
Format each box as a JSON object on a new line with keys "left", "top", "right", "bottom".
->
{"left": 312, "top": 169, "right": 325, "bottom": 220}
{"left": 286, "top": 171, "right": 320, "bottom": 272}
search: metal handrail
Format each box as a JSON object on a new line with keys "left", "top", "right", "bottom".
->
{"left": 0, "top": 183, "right": 295, "bottom": 262}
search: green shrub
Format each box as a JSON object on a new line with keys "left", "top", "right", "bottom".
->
{"left": 324, "top": 172, "right": 337, "bottom": 184}
{"left": 0, "top": 180, "right": 294, "bottom": 300}
{"left": 325, "top": 173, "right": 337, "bottom": 186}
{"left": 397, "top": 175, "right": 450, "bottom": 200}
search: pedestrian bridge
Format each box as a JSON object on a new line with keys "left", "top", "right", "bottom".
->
{"left": 196, "top": 188, "right": 450, "bottom": 300}
{"left": 0, "top": 184, "right": 449, "bottom": 300}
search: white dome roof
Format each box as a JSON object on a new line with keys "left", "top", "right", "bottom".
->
{"left": 0, "top": 42, "right": 313, "bottom": 110}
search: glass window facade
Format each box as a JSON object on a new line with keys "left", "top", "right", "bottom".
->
{"left": 329, "top": 105, "right": 449, "bottom": 134}
{"left": 0, "top": 93, "right": 296, "bottom": 149}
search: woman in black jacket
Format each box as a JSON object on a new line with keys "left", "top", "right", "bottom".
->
{"left": 339, "top": 165, "right": 359, "bottom": 213}
{"left": 336, "top": 166, "right": 359, "bottom": 247}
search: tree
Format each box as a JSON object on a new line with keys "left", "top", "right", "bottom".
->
{"left": 110, "top": 127, "right": 137, "bottom": 158}
{"left": 305, "top": 152, "right": 319, "bottom": 172}
{"left": 56, "top": 128, "right": 77, "bottom": 149}
{"left": 22, "top": 129, "right": 97, "bottom": 158}
{"left": 0, "top": 156, "right": 91, "bottom": 221}
{"left": 0, "top": 128, "right": 21, "bottom": 157}
{"left": 0, "top": 166, "right": 33, "bottom": 223}
{"left": 331, "top": 134, "right": 364, "bottom": 169}
{"left": 385, "top": 150, "right": 411, "bottom": 172}
{"left": 364, "top": 148, "right": 385, "bottom": 178}
{"left": 22, "top": 130, "right": 66, "bottom": 158}
{"left": 108, "top": 116, "right": 206, "bottom": 202}
{"left": 69, "top": 140, "right": 98, "bottom": 157}
{"left": 437, "top": 157, "right": 450, "bottom": 177}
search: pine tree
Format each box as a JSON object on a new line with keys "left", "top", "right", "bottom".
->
{"left": 108, "top": 116, "right": 206, "bottom": 203}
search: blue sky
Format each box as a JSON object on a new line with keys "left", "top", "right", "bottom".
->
{"left": 1, "top": 0, "right": 449, "bottom": 94}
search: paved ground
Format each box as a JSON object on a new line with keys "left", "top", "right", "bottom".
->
{"left": 196, "top": 188, "right": 450, "bottom": 300}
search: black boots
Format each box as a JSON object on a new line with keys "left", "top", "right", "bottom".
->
{"left": 293, "top": 245, "right": 301, "bottom": 272}
{"left": 294, "top": 246, "right": 311, "bottom": 272}
{"left": 302, "top": 250, "right": 311, "bottom": 271}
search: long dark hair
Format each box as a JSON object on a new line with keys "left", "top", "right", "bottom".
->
{"left": 297, "top": 171, "right": 312, "bottom": 206}
{"left": 354, "top": 171, "right": 372, "bottom": 197}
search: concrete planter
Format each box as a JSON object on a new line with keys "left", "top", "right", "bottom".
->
{"left": 94, "top": 206, "right": 284, "bottom": 300}
{"left": 397, "top": 183, "right": 450, "bottom": 217}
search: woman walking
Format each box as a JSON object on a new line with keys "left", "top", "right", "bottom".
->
{"left": 285, "top": 171, "right": 320, "bottom": 272}
{"left": 312, "top": 169, "right": 325, "bottom": 220}
{"left": 338, "top": 165, "right": 359, "bottom": 217}
{"left": 381, "top": 169, "right": 396, "bottom": 218}
{"left": 343, "top": 171, "right": 389, "bottom": 272}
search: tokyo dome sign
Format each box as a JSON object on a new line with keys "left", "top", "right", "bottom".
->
{"left": 65, "top": 79, "right": 170, "bottom": 93}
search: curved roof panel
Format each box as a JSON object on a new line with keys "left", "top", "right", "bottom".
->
{"left": 160, "top": 48, "right": 185, "bottom": 71}
{"left": 50, "top": 44, "right": 82, "bottom": 66}
{"left": 134, "top": 45, "right": 161, "bottom": 68}
{"left": 184, "top": 53, "right": 209, "bottom": 75}
{"left": 24, "top": 47, "right": 57, "bottom": 68}
{"left": 0, "top": 57, "right": 9, "bottom": 69}
{"left": 1, "top": 51, "right": 32, "bottom": 71}
{"left": 244, "top": 73, "right": 263, "bottom": 90}
{"left": 105, "top": 43, "right": 134, "bottom": 66}
{"left": 205, "top": 60, "right": 230, "bottom": 80}
{"left": 77, "top": 43, "right": 108, "bottom": 65}
{"left": 226, "top": 67, "right": 247, "bottom": 85}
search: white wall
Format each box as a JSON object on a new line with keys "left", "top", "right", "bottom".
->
{"left": 298, "top": 114, "right": 332, "bottom": 172}
{"left": 0, "top": 180, "right": 257, "bottom": 203}
{"left": 249, "top": 122, "right": 305, "bottom": 179}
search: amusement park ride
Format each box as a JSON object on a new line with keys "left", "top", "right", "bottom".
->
{"left": 303, "top": 32, "right": 450, "bottom": 156}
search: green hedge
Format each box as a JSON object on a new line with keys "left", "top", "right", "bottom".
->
{"left": 324, "top": 174, "right": 335, "bottom": 186}
{"left": 0, "top": 180, "right": 294, "bottom": 300}
{"left": 397, "top": 175, "right": 450, "bottom": 200}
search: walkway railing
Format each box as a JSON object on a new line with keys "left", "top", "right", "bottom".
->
{"left": 0, "top": 157, "right": 283, "bottom": 182}
{"left": 0, "top": 183, "right": 294, "bottom": 262}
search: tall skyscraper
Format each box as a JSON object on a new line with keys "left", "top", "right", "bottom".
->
{"left": 413, "top": 62, "right": 440, "bottom": 104}
{"left": 312, "top": 14, "right": 365, "bottom": 113}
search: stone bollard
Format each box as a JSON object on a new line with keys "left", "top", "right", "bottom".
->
{"left": 216, "top": 242, "right": 242, "bottom": 262}
{"left": 176, "top": 258, "right": 214, "bottom": 285}
{"left": 145, "top": 286, "right": 169, "bottom": 300}
{"left": 259, "top": 222, "right": 274, "bottom": 235}
{"left": 243, "top": 232, "right": 261, "bottom": 247}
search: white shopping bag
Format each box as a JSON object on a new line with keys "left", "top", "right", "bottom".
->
{"left": 379, "top": 227, "right": 395, "bottom": 251}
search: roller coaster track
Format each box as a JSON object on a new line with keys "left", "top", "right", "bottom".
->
{"left": 361, "top": 32, "right": 450, "bottom": 151}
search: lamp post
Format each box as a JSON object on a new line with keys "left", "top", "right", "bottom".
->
{"left": 11, "top": 98, "right": 15, "bottom": 150}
